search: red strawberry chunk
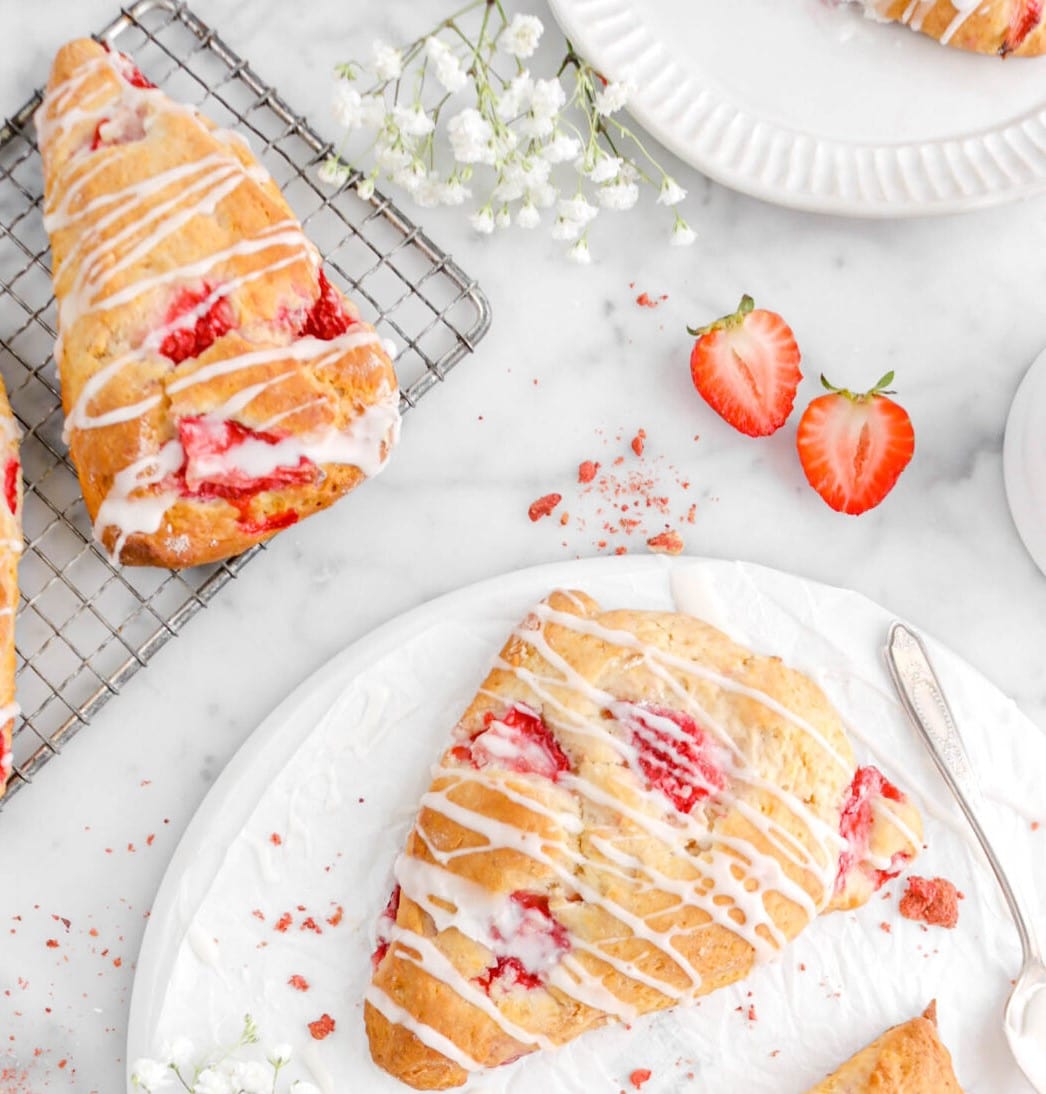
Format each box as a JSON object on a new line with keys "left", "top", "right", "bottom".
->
{"left": 371, "top": 884, "right": 401, "bottom": 971}
{"left": 618, "top": 703, "right": 724, "bottom": 813}
{"left": 299, "top": 270, "right": 355, "bottom": 340}
{"left": 159, "top": 286, "right": 235, "bottom": 364}
{"left": 458, "top": 704, "right": 570, "bottom": 780}
{"left": 3, "top": 459, "right": 18, "bottom": 516}
{"left": 688, "top": 297, "right": 802, "bottom": 437}
{"left": 479, "top": 891, "right": 570, "bottom": 993}
{"left": 175, "top": 417, "right": 315, "bottom": 500}
{"left": 1005, "top": 0, "right": 1043, "bottom": 52}
{"left": 477, "top": 955, "right": 543, "bottom": 993}
{"left": 899, "top": 875, "right": 961, "bottom": 929}
{"left": 101, "top": 43, "right": 156, "bottom": 89}
{"left": 835, "top": 765, "right": 908, "bottom": 892}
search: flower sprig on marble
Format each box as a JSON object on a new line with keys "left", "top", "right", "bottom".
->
{"left": 320, "top": 0, "right": 694, "bottom": 260}
{"left": 130, "top": 1015, "right": 317, "bottom": 1094}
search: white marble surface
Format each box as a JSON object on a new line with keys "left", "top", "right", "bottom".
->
{"left": 2, "top": 1, "right": 1046, "bottom": 1090}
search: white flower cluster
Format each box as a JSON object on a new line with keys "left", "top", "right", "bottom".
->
{"left": 321, "top": 3, "right": 695, "bottom": 260}
{"left": 131, "top": 1019, "right": 309, "bottom": 1094}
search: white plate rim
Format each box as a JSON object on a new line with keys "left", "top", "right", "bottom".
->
{"left": 546, "top": 0, "right": 1046, "bottom": 217}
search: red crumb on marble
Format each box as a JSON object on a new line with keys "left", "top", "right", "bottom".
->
{"left": 288, "top": 974, "right": 310, "bottom": 992}
{"left": 747, "top": 1005, "right": 757, "bottom": 1021}
{"left": 45, "top": 940, "right": 58, "bottom": 949}
{"left": 528, "top": 493, "right": 562, "bottom": 521}
{"left": 113, "top": 957, "right": 122, "bottom": 968}
{"left": 880, "top": 921, "right": 892, "bottom": 933}
{"left": 578, "top": 460, "right": 599, "bottom": 483}
{"left": 308, "top": 1013, "right": 336, "bottom": 1040}
{"left": 274, "top": 913, "right": 293, "bottom": 933}
{"left": 146, "top": 834, "right": 155, "bottom": 846}
{"left": 270, "top": 833, "right": 283, "bottom": 846}
{"left": 1033, "top": 821, "right": 1041, "bottom": 831}
{"left": 635, "top": 292, "right": 668, "bottom": 309}
{"left": 327, "top": 906, "right": 344, "bottom": 927}
{"left": 300, "top": 917, "right": 322, "bottom": 934}
{"left": 647, "top": 530, "right": 684, "bottom": 555}
{"left": 900, "top": 876, "right": 961, "bottom": 929}
{"left": 630, "top": 1069, "right": 653, "bottom": 1089}
{"left": 631, "top": 429, "right": 646, "bottom": 456}
{"left": 251, "top": 909, "right": 265, "bottom": 921}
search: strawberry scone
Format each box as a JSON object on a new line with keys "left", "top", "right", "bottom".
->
{"left": 365, "top": 591, "right": 923, "bottom": 1089}
{"left": 856, "top": 0, "right": 1045, "bottom": 56}
{"left": 34, "top": 39, "right": 399, "bottom": 568}
{"left": 0, "top": 380, "right": 20, "bottom": 798}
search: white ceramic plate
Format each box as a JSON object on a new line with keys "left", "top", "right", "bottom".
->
{"left": 1003, "top": 346, "right": 1046, "bottom": 576}
{"left": 126, "top": 556, "right": 1046, "bottom": 1092}
{"left": 546, "top": 0, "right": 1046, "bottom": 216}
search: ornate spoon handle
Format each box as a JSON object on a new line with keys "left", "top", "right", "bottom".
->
{"left": 885, "top": 622, "right": 1041, "bottom": 965}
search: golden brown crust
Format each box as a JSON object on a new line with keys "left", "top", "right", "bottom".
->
{"left": 869, "top": 0, "right": 1046, "bottom": 56}
{"left": 0, "top": 380, "right": 21, "bottom": 798}
{"left": 806, "top": 1002, "right": 965, "bottom": 1092}
{"left": 366, "top": 592, "right": 923, "bottom": 1089}
{"left": 36, "top": 39, "right": 399, "bottom": 568}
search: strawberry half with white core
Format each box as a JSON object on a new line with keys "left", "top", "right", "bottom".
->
{"left": 687, "top": 294, "right": 802, "bottom": 437}
{"left": 796, "top": 372, "right": 915, "bottom": 516}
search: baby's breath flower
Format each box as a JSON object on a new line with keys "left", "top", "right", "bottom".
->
{"left": 671, "top": 217, "right": 697, "bottom": 246}
{"left": 501, "top": 14, "right": 544, "bottom": 58}
{"left": 223, "top": 1061, "right": 271, "bottom": 1094}
{"left": 329, "top": 8, "right": 693, "bottom": 255}
{"left": 469, "top": 207, "right": 496, "bottom": 234}
{"left": 447, "top": 108, "right": 495, "bottom": 165}
{"left": 594, "top": 79, "right": 635, "bottom": 116}
{"left": 596, "top": 181, "right": 639, "bottom": 210}
{"left": 318, "top": 157, "right": 351, "bottom": 186}
{"left": 567, "top": 236, "right": 592, "bottom": 264}
{"left": 192, "top": 1068, "right": 232, "bottom": 1094}
{"left": 131, "top": 1058, "right": 172, "bottom": 1091}
{"left": 370, "top": 40, "right": 403, "bottom": 81}
{"left": 517, "top": 202, "right": 541, "bottom": 228}
{"left": 160, "top": 1037, "right": 196, "bottom": 1073}
{"left": 268, "top": 1043, "right": 293, "bottom": 1067}
{"left": 391, "top": 104, "right": 434, "bottom": 137}
{"left": 425, "top": 37, "right": 468, "bottom": 94}
{"left": 587, "top": 153, "right": 621, "bottom": 184}
{"left": 657, "top": 176, "right": 687, "bottom": 206}
{"left": 558, "top": 194, "right": 599, "bottom": 225}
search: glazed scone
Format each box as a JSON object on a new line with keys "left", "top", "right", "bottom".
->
{"left": 34, "top": 39, "right": 399, "bottom": 568}
{"left": 806, "top": 1002, "right": 965, "bottom": 1092}
{"left": 0, "top": 380, "right": 21, "bottom": 797}
{"left": 857, "top": 0, "right": 1046, "bottom": 56}
{"left": 365, "top": 591, "right": 923, "bottom": 1089}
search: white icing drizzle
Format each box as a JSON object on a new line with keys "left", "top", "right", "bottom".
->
{"left": 374, "top": 602, "right": 918, "bottom": 1076}
{"left": 860, "top": 0, "right": 985, "bottom": 44}
{"left": 365, "top": 985, "right": 484, "bottom": 1073}
{"left": 35, "top": 45, "right": 400, "bottom": 559}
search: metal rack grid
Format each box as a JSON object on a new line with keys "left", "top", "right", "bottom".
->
{"left": 0, "top": 0, "right": 491, "bottom": 804}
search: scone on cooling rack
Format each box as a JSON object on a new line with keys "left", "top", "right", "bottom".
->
{"left": 856, "top": 0, "right": 1046, "bottom": 55}
{"left": 806, "top": 1002, "right": 964, "bottom": 1092}
{"left": 0, "top": 380, "right": 21, "bottom": 798}
{"left": 34, "top": 39, "right": 400, "bottom": 569}
{"left": 364, "top": 591, "right": 923, "bottom": 1089}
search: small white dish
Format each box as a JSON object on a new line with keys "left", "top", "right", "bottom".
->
{"left": 1004, "top": 347, "right": 1046, "bottom": 577}
{"left": 547, "top": 0, "right": 1046, "bottom": 216}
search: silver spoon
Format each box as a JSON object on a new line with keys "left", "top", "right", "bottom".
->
{"left": 885, "top": 621, "right": 1046, "bottom": 1091}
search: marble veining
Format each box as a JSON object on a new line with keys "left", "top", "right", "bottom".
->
{"left": 1, "top": 1, "right": 1046, "bottom": 1090}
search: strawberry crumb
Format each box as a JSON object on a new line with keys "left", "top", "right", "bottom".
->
{"left": 900, "top": 876, "right": 961, "bottom": 929}
{"left": 1033, "top": 821, "right": 1041, "bottom": 831}
{"left": 631, "top": 429, "right": 646, "bottom": 456}
{"left": 300, "top": 917, "right": 322, "bottom": 934}
{"left": 274, "top": 913, "right": 293, "bottom": 933}
{"left": 880, "top": 921, "right": 892, "bottom": 933}
{"left": 528, "top": 493, "right": 562, "bottom": 521}
{"left": 327, "top": 905, "right": 344, "bottom": 927}
{"left": 747, "top": 1005, "right": 757, "bottom": 1021}
{"left": 45, "top": 940, "right": 58, "bottom": 949}
{"left": 270, "top": 833, "right": 283, "bottom": 846}
{"left": 578, "top": 460, "right": 599, "bottom": 483}
{"left": 629, "top": 1069, "right": 653, "bottom": 1090}
{"left": 308, "top": 1013, "right": 336, "bottom": 1040}
{"left": 647, "top": 530, "right": 684, "bottom": 555}
{"left": 288, "top": 974, "right": 310, "bottom": 992}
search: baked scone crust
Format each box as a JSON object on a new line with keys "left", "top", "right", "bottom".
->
{"left": 35, "top": 40, "right": 400, "bottom": 568}
{"left": 806, "top": 1002, "right": 965, "bottom": 1092}
{"left": 0, "top": 381, "right": 21, "bottom": 798}
{"left": 365, "top": 591, "right": 923, "bottom": 1089}
{"left": 862, "top": 0, "right": 1046, "bottom": 56}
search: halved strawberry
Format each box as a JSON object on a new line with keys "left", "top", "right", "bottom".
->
{"left": 796, "top": 372, "right": 914, "bottom": 515}
{"left": 687, "top": 295, "right": 802, "bottom": 437}
{"left": 1003, "top": 0, "right": 1043, "bottom": 53}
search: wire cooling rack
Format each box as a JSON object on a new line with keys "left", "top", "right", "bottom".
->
{"left": 0, "top": 0, "right": 491, "bottom": 804}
